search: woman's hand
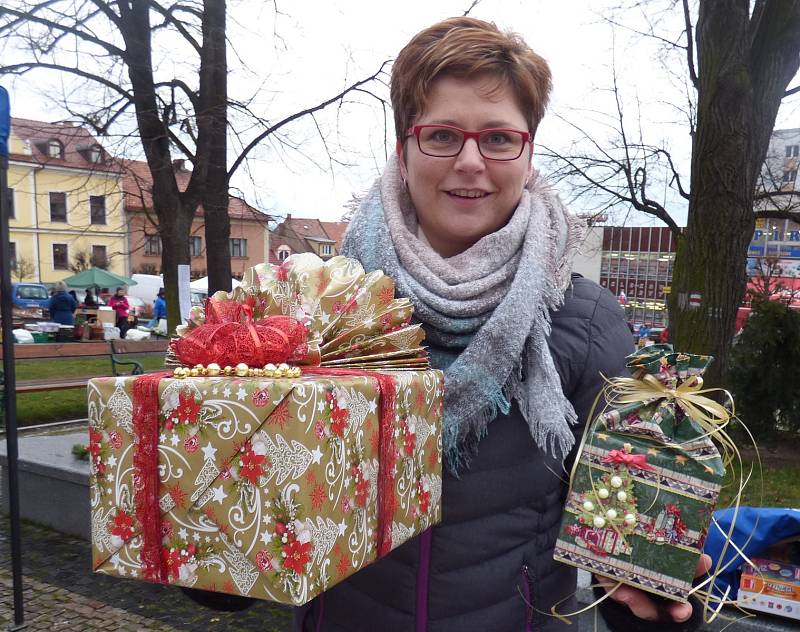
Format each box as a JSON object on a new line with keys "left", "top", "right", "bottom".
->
{"left": 594, "top": 554, "right": 712, "bottom": 622}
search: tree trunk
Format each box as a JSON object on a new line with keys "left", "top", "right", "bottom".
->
{"left": 669, "top": 0, "right": 800, "bottom": 386}
{"left": 119, "top": 0, "right": 196, "bottom": 333}
{"left": 197, "top": 0, "right": 231, "bottom": 294}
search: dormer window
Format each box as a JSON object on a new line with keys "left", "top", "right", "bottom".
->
{"left": 77, "top": 143, "right": 103, "bottom": 164}
{"left": 277, "top": 245, "right": 291, "bottom": 261}
{"left": 47, "top": 139, "right": 64, "bottom": 158}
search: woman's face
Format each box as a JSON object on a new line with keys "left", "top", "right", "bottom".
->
{"left": 398, "top": 74, "right": 532, "bottom": 258}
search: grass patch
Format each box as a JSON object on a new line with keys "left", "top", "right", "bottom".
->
{"left": 9, "top": 354, "right": 167, "bottom": 427}
{"left": 717, "top": 458, "right": 800, "bottom": 508}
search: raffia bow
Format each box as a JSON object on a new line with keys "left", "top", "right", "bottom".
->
{"left": 608, "top": 373, "right": 733, "bottom": 433}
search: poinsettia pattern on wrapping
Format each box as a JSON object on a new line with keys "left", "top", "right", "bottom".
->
{"left": 89, "top": 368, "right": 443, "bottom": 605}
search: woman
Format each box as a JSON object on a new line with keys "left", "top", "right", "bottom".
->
{"left": 296, "top": 18, "right": 707, "bottom": 632}
{"left": 108, "top": 287, "right": 130, "bottom": 339}
{"left": 47, "top": 281, "right": 77, "bottom": 325}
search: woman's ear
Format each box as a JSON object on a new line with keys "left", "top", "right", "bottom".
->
{"left": 396, "top": 140, "right": 408, "bottom": 180}
{"left": 527, "top": 142, "right": 535, "bottom": 179}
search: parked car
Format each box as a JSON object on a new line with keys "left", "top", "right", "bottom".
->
{"left": 8, "top": 282, "right": 50, "bottom": 321}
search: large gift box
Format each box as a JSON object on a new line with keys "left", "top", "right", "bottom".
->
{"left": 554, "top": 345, "right": 726, "bottom": 602}
{"left": 89, "top": 254, "right": 444, "bottom": 605}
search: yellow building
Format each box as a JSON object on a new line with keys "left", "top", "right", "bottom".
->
{"left": 7, "top": 118, "right": 127, "bottom": 284}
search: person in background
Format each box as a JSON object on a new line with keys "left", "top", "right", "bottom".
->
{"left": 47, "top": 281, "right": 78, "bottom": 325}
{"left": 83, "top": 289, "right": 98, "bottom": 307}
{"left": 296, "top": 16, "right": 709, "bottom": 632}
{"left": 109, "top": 287, "right": 130, "bottom": 339}
{"left": 638, "top": 322, "right": 650, "bottom": 347}
{"left": 149, "top": 287, "right": 167, "bottom": 327}
{"left": 659, "top": 326, "right": 670, "bottom": 344}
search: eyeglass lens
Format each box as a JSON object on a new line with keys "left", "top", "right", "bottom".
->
{"left": 417, "top": 127, "right": 525, "bottom": 160}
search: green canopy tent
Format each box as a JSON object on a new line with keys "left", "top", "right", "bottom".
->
{"left": 62, "top": 268, "right": 137, "bottom": 290}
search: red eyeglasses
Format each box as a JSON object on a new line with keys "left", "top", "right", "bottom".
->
{"left": 406, "top": 124, "right": 532, "bottom": 161}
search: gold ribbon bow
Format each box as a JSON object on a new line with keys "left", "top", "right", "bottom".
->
{"left": 609, "top": 373, "right": 733, "bottom": 434}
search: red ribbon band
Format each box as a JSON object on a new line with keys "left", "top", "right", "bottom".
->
{"left": 601, "top": 449, "right": 656, "bottom": 471}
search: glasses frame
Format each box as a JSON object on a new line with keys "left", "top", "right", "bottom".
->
{"left": 406, "top": 124, "right": 533, "bottom": 161}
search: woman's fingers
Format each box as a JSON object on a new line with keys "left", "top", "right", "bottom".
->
{"left": 595, "top": 576, "right": 660, "bottom": 621}
{"left": 696, "top": 553, "right": 713, "bottom": 577}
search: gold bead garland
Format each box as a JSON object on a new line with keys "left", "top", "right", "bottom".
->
{"left": 172, "top": 362, "right": 302, "bottom": 379}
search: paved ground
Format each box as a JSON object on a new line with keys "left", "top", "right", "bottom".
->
{"left": 0, "top": 520, "right": 293, "bottom": 631}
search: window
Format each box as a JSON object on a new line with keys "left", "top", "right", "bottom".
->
{"left": 321, "top": 243, "right": 332, "bottom": 256}
{"left": 89, "top": 145, "right": 102, "bottom": 163}
{"left": 52, "top": 243, "right": 68, "bottom": 270}
{"left": 144, "top": 234, "right": 162, "bottom": 256}
{"left": 90, "top": 195, "right": 106, "bottom": 224}
{"left": 277, "top": 245, "right": 291, "bottom": 261}
{"left": 230, "top": 238, "right": 248, "bottom": 258}
{"left": 5, "top": 188, "right": 14, "bottom": 218}
{"left": 189, "top": 235, "right": 203, "bottom": 257}
{"left": 49, "top": 192, "right": 67, "bottom": 222}
{"left": 783, "top": 169, "right": 798, "bottom": 184}
{"left": 48, "top": 139, "right": 64, "bottom": 158}
{"left": 9, "top": 242, "right": 16, "bottom": 270}
{"left": 787, "top": 145, "right": 799, "bottom": 158}
{"left": 91, "top": 245, "right": 108, "bottom": 268}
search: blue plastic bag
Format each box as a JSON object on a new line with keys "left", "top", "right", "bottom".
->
{"left": 704, "top": 507, "right": 800, "bottom": 599}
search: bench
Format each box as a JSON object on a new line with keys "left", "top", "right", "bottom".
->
{"left": 0, "top": 339, "right": 169, "bottom": 394}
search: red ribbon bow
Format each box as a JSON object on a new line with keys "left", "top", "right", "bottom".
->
{"left": 602, "top": 449, "right": 655, "bottom": 471}
{"left": 171, "top": 298, "right": 310, "bottom": 368}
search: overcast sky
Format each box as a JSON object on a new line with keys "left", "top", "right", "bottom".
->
{"left": 5, "top": 0, "right": 800, "bottom": 226}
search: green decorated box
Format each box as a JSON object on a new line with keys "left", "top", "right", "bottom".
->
{"left": 88, "top": 254, "right": 444, "bottom": 605}
{"left": 554, "top": 345, "right": 726, "bottom": 602}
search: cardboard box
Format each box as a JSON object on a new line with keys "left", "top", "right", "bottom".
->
{"left": 739, "top": 558, "right": 800, "bottom": 620}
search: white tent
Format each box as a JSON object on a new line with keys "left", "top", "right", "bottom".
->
{"left": 189, "top": 276, "right": 242, "bottom": 293}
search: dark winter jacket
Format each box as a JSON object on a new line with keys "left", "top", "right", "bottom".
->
{"left": 47, "top": 290, "right": 78, "bottom": 325}
{"left": 295, "top": 277, "right": 639, "bottom": 631}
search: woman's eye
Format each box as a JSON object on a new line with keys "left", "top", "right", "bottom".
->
{"left": 485, "top": 132, "right": 511, "bottom": 145}
{"left": 432, "top": 131, "right": 456, "bottom": 142}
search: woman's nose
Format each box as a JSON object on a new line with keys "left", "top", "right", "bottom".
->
{"left": 454, "top": 137, "right": 486, "bottom": 172}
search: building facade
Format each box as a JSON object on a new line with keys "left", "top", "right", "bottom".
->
{"left": 599, "top": 226, "right": 677, "bottom": 326}
{"left": 270, "top": 215, "right": 349, "bottom": 264}
{"left": 748, "top": 128, "right": 800, "bottom": 293}
{"left": 124, "top": 160, "right": 270, "bottom": 279}
{"left": 7, "top": 118, "right": 127, "bottom": 283}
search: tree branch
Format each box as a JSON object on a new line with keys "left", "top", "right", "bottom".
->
{"left": 682, "top": 0, "right": 699, "bottom": 89}
{"left": 0, "top": 62, "right": 133, "bottom": 99}
{"left": 228, "top": 60, "right": 389, "bottom": 178}
{"left": 0, "top": 3, "right": 125, "bottom": 58}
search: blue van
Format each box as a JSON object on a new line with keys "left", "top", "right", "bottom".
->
{"left": 10, "top": 282, "right": 50, "bottom": 319}
{"left": 11, "top": 282, "right": 50, "bottom": 309}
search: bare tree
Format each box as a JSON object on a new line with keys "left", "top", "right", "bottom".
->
{"left": 543, "top": 0, "right": 800, "bottom": 385}
{"left": 0, "top": 1, "right": 388, "bottom": 332}
{"left": 69, "top": 249, "right": 110, "bottom": 273}
{"left": 11, "top": 256, "right": 35, "bottom": 282}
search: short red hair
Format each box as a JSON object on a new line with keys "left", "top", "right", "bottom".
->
{"left": 390, "top": 17, "right": 553, "bottom": 142}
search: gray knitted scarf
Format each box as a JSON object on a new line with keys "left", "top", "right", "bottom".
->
{"left": 341, "top": 155, "right": 586, "bottom": 472}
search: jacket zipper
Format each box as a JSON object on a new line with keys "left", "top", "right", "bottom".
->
{"left": 521, "top": 564, "right": 534, "bottom": 632}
